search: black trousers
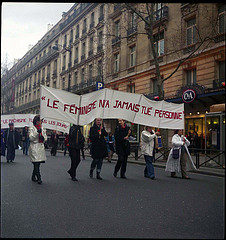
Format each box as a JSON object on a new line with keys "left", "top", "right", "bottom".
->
{"left": 51, "top": 145, "right": 57, "bottom": 156}
{"left": 6, "top": 146, "right": 15, "bottom": 161}
{"left": 68, "top": 149, "right": 81, "bottom": 178}
{"left": 90, "top": 158, "right": 103, "bottom": 173}
{"left": 32, "top": 162, "right": 41, "bottom": 180}
{"left": 114, "top": 154, "right": 128, "bottom": 177}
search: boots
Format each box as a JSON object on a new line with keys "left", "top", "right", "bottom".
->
{"left": 36, "top": 171, "right": 42, "bottom": 184}
{"left": 89, "top": 169, "right": 93, "bottom": 178}
{"left": 31, "top": 171, "right": 38, "bottom": 182}
{"left": 96, "top": 172, "right": 103, "bottom": 180}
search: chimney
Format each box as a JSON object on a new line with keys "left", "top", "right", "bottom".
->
{"left": 47, "top": 23, "right": 54, "bottom": 31}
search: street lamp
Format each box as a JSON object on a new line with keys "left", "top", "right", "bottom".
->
{"left": 52, "top": 43, "right": 72, "bottom": 92}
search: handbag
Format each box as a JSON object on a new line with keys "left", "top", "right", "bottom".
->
{"left": 172, "top": 148, "right": 179, "bottom": 159}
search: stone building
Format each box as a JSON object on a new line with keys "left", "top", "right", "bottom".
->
{"left": 1, "top": 3, "right": 225, "bottom": 151}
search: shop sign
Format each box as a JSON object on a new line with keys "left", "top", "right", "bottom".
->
{"left": 182, "top": 89, "right": 196, "bottom": 103}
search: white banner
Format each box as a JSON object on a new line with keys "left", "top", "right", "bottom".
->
{"left": 1, "top": 114, "right": 70, "bottom": 133}
{"left": 40, "top": 85, "right": 184, "bottom": 129}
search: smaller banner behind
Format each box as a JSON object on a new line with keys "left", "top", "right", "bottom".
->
{"left": 1, "top": 114, "right": 70, "bottom": 133}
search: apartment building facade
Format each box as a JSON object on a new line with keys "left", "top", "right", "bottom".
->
{"left": 1, "top": 3, "right": 225, "bottom": 150}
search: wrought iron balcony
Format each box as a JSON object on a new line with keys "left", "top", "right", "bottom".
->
{"left": 112, "top": 36, "right": 121, "bottom": 45}
{"left": 145, "top": 6, "right": 169, "bottom": 28}
{"left": 213, "top": 78, "right": 225, "bottom": 88}
{"left": 127, "top": 26, "right": 137, "bottom": 36}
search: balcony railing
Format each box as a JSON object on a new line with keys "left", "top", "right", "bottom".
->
{"left": 127, "top": 26, "right": 137, "bottom": 36}
{"left": 112, "top": 36, "right": 121, "bottom": 45}
{"left": 213, "top": 78, "right": 225, "bottom": 88}
{"left": 145, "top": 6, "right": 169, "bottom": 28}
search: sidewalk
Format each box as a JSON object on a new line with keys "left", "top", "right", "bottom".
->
{"left": 51, "top": 149, "right": 225, "bottom": 177}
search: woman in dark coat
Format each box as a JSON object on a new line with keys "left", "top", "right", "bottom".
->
{"left": 113, "top": 119, "right": 131, "bottom": 179}
{"left": 89, "top": 118, "right": 108, "bottom": 180}
{"left": 5, "top": 123, "right": 20, "bottom": 163}
{"left": 1, "top": 129, "right": 6, "bottom": 156}
{"left": 67, "top": 124, "right": 85, "bottom": 181}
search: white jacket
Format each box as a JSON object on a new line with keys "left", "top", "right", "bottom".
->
{"left": 29, "top": 126, "right": 47, "bottom": 163}
{"left": 165, "top": 134, "right": 197, "bottom": 172}
{"left": 140, "top": 130, "right": 157, "bottom": 156}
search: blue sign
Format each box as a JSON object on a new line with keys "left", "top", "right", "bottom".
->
{"left": 96, "top": 82, "right": 104, "bottom": 90}
{"left": 157, "top": 136, "right": 162, "bottom": 148}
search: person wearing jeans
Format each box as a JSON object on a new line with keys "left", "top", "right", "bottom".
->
{"left": 140, "top": 126, "right": 160, "bottom": 180}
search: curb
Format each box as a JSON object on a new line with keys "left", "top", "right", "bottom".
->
{"left": 47, "top": 149, "right": 225, "bottom": 178}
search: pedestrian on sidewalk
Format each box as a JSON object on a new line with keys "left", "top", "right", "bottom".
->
{"left": 50, "top": 130, "right": 59, "bottom": 156}
{"left": 106, "top": 132, "right": 115, "bottom": 163}
{"left": 165, "top": 129, "right": 197, "bottom": 179}
{"left": 64, "top": 133, "right": 69, "bottom": 156}
{"left": 29, "top": 115, "right": 47, "bottom": 184}
{"left": 113, "top": 119, "right": 131, "bottom": 179}
{"left": 67, "top": 124, "right": 85, "bottom": 181}
{"left": 89, "top": 118, "right": 108, "bottom": 180}
{"left": 22, "top": 126, "right": 30, "bottom": 155}
{"left": 1, "top": 129, "right": 6, "bottom": 157}
{"left": 5, "top": 123, "right": 20, "bottom": 163}
{"left": 140, "top": 126, "right": 160, "bottom": 180}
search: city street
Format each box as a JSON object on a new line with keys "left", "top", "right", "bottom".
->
{"left": 1, "top": 150, "right": 224, "bottom": 238}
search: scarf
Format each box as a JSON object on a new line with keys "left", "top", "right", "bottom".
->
{"left": 35, "top": 124, "right": 44, "bottom": 143}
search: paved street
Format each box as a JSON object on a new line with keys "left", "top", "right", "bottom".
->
{"left": 1, "top": 150, "right": 224, "bottom": 239}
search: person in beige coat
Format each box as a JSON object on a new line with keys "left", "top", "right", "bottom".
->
{"left": 140, "top": 126, "right": 160, "bottom": 180}
{"left": 29, "top": 115, "right": 47, "bottom": 184}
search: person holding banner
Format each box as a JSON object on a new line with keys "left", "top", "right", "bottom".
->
{"left": 22, "top": 126, "right": 30, "bottom": 155}
{"left": 5, "top": 123, "right": 20, "bottom": 163}
{"left": 113, "top": 119, "right": 131, "bottom": 179}
{"left": 89, "top": 118, "right": 108, "bottom": 180}
{"left": 29, "top": 115, "right": 47, "bottom": 184}
{"left": 140, "top": 126, "right": 160, "bottom": 180}
{"left": 165, "top": 129, "right": 197, "bottom": 179}
{"left": 67, "top": 124, "right": 85, "bottom": 181}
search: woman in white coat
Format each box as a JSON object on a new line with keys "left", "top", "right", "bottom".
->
{"left": 165, "top": 129, "right": 197, "bottom": 179}
{"left": 140, "top": 126, "right": 160, "bottom": 180}
{"left": 29, "top": 115, "right": 47, "bottom": 184}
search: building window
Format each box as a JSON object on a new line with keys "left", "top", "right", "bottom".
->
{"left": 100, "top": 5, "right": 104, "bottom": 17}
{"left": 219, "top": 61, "right": 225, "bottom": 82}
{"left": 75, "top": 47, "right": 79, "bottom": 60}
{"left": 154, "top": 32, "right": 164, "bottom": 56}
{"left": 186, "top": 18, "right": 196, "bottom": 45}
{"left": 152, "top": 78, "right": 158, "bottom": 95}
{"left": 89, "top": 64, "right": 93, "bottom": 79}
{"left": 76, "top": 25, "right": 79, "bottom": 38}
{"left": 33, "top": 91, "right": 36, "bottom": 100}
{"left": 114, "top": 53, "right": 120, "bottom": 73}
{"left": 115, "top": 20, "right": 120, "bottom": 37}
{"left": 186, "top": 68, "right": 197, "bottom": 85}
{"left": 98, "top": 60, "right": 102, "bottom": 79}
{"left": 53, "top": 81, "right": 56, "bottom": 88}
{"left": 64, "top": 34, "right": 67, "bottom": 47}
{"left": 127, "top": 83, "right": 135, "bottom": 93}
{"left": 82, "top": 42, "right": 86, "bottom": 56}
{"left": 129, "top": 45, "right": 136, "bottom": 67}
{"left": 54, "top": 59, "right": 57, "bottom": 71}
{"left": 91, "top": 12, "right": 95, "bottom": 25}
{"left": 74, "top": 72, "right": 78, "bottom": 84}
{"left": 90, "top": 37, "right": 93, "bottom": 50}
{"left": 130, "top": 12, "right": 137, "bottom": 28}
{"left": 81, "top": 68, "right": 85, "bottom": 82}
{"left": 83, "top": 19, "right": 87, "bottom": 32}
{"left": 62, "top": 78, "right": 66, "bottom": 89}
{"left": 218, "top": 5, "right": 226, "bottom": 33}
{"left": 98, "top": 31, "right": 103, "bottom": 45}
{"left": 63, "top": 55, "right": 66, "bottom": 69}
{"left": 70, "top": 29, "right": 73, "bottom": 43}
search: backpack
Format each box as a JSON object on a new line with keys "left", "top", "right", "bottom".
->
{"left": 69, "top": 126, "right": 85, "bottom": 150}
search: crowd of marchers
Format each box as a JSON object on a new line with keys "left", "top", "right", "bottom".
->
{"left": 1, "top": 115, "right": 197, "bottom": 184}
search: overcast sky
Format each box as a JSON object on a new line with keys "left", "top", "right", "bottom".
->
{"left": 1, "top": 2, "right": 75, "bottom": 68}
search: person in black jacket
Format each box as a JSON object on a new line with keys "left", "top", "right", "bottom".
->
{"left": 22, "top": 126, "right": 30, "bottom": 155}
{"left": 67, "top": 125, "right": 85, "bottom": 181}
{"left": 50, "top": 130, "right": 59, "bottom": 156}
{"left": 5, "top": 123, "right": 20, "bottom": 163}
{"left": 113, "top": 119, "right": 131, "bottom": 179}
{"left": 89, "top": 118, "right": 108, "bottom": 180}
